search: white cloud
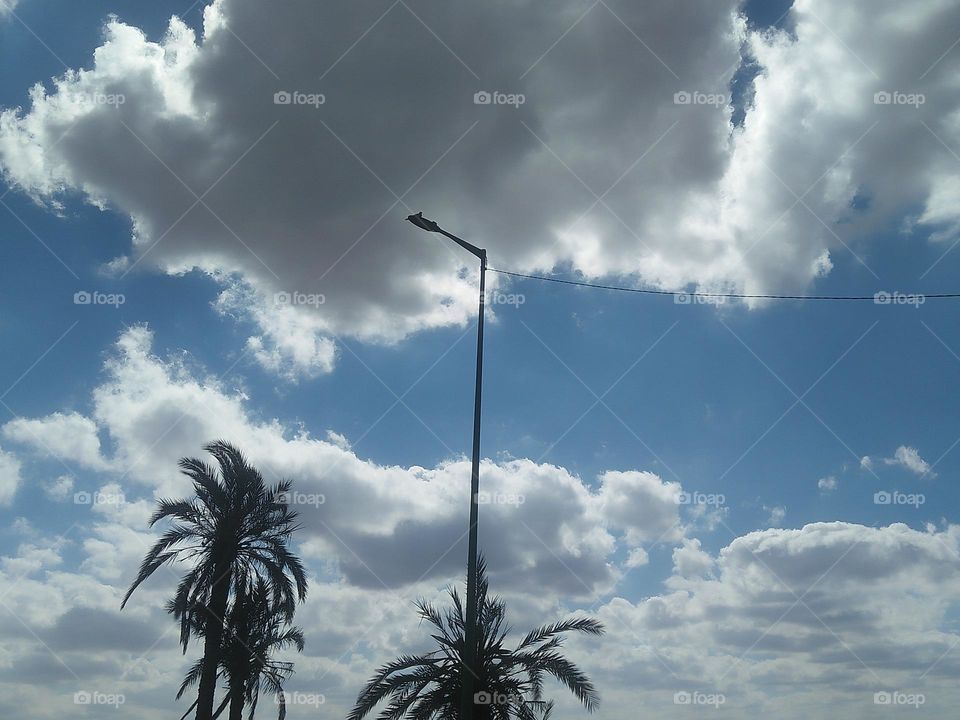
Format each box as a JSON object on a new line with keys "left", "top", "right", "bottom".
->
{"left": 5, "top": 334, "right": 960, "bottom": 718}
{"left": 43, "top": 474, "right": 74, "bottom": 502}
{"left": 0, "top": 325, "right": 708, "bottom": 717}
{"left": 3, "top": 412, "right": 111, "bottom": 471}
{"left": 0, "top": 445, "right": 22, "bottom": 505}
{"left": 624, "top": 547, "right": 649, "bottom": 569}
{"left": 765, "top": 504, "right": 786, "bottom": 527}
{"left": 817, "top": 475, "right": 838, "bottom": 492}
{"left": 2, "top": 0, "right": 956, "bottom": 377}
{"left": 598, "top": 470, "right": 684, "bottom": 546}
{"left": 0, "top": 0, "right": 20, "bottom": 19}
{"left": 884, "top": 445, "right": 934, "bottom": 477}
{"left": 7, "top": 327, "right": 682, "bottom": 598}
{"left": 582, "top": 522, "right": 960, "bottom": 717}
{"left": 669, "top": 538, "right": 713, "bottom": 580}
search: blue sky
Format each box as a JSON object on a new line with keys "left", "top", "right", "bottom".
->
{"left": 2, "top": 0, "right": 960, "bottom": 718}
{"left": 4, "top": 148, "right": 958, "bottom": 558}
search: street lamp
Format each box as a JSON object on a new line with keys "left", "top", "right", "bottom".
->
{"left": 407, "top": 211, "right": 485, "bottom": 720}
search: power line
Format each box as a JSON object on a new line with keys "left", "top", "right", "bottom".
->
{"left": 489, "top": 268, "right": 960, "bottom": 302}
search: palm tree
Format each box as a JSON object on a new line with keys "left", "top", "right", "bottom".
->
{"left": 122, "top": 441, "right": 308, "bottom": 720}
{"left": 349, "top": 558, "right": 604, "bottom": 720}
{"left": 224, "top": 576, "right": 305, "bottom": 720}
{"left": 176, "top": 577, "right": 305, "bottom": 720}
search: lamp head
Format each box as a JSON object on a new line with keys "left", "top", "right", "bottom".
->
{"left": 406, "top": 212, "right": 440, "bottom": 233}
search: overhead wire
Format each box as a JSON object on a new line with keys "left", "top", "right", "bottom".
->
{"left": 488, "top": 268, "right": 956, "bottom": 302}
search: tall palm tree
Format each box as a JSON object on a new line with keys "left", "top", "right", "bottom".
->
{"left": 349, "top": 558, "right": 604, "bottom": 720}
{"left": 122, "top": 441, "right": 308, "bottom": 720}
{"left": 176, "top": 577, "right": 305, "bottom": 720}
{"left": 224, "top": 576, "right": 305, "bottom": 720}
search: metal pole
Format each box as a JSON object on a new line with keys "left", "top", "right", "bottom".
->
{"left": 405, "top": 213, "right": 486, "bottom": 720}
{"left": 460, "top": 251, "right": 485, "bottom": 720}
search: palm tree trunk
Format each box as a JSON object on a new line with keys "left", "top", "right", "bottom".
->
{"left": 227, "top": 583, "right": 251, "bottom": 720}
{"left": 227, "top": 683, "right": 245, "bottom": 720}
{"left": 196, "top": 559, "right": 232, "bottom": 720}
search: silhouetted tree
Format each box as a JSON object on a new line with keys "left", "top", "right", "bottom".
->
{"left": 224, "top": 576, "right": 305, "bottom": 720}
{"left": 349, "top": 558, "right": 604, "bottom": 720}
{"left": 122, "top": 441, "right": 308, "bottom": 720}
{"left": 176, "top": 577, "right": 304, "bottom": 720}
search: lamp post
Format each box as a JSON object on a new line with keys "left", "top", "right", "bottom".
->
{"left": 406, "top": 212, "right": 485, "bottom": 720}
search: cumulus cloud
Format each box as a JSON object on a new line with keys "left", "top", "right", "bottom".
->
{"left": 5, "top": 333, "right": 960, "bottom": 718}
{"left": 3, "top": 412, "right": 111, "bottom": 471}
{"left": 2, "top": 0, "right": 957, "bottom": 377}
{"left": 624, "top": 547, "right": 649, "bottom": 568}
{"left": 669, "top": 537, "right": 713, "bottom": 580}
{"left": 0, "top": 445, "right": 22, "bottom": 504}
{"left": 764, "top": 504, "right": 786, "bottom": 527}
{"left": 42, "top": 474, "right": 74, "bottom": 502}
{"left": 6, "top": 326, "right": 683, "bottom": 598}
{"left": 598, "top": 470, "right": 684, "bottom": 545}
{"left": 0, "top": 325, "right": 697, "bottom": 717}
{"left": 584, "top": 522, "right": 960, "bottom": 716}
{"left": 884, "top": 445, "right": 934, "bottom": 477}
{"left": 817, "top": 475, "right": 838, "bottom": 492}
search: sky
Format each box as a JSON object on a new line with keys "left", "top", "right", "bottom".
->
{"left": 1, "top": 0, "right": 960, "bottom": 717}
